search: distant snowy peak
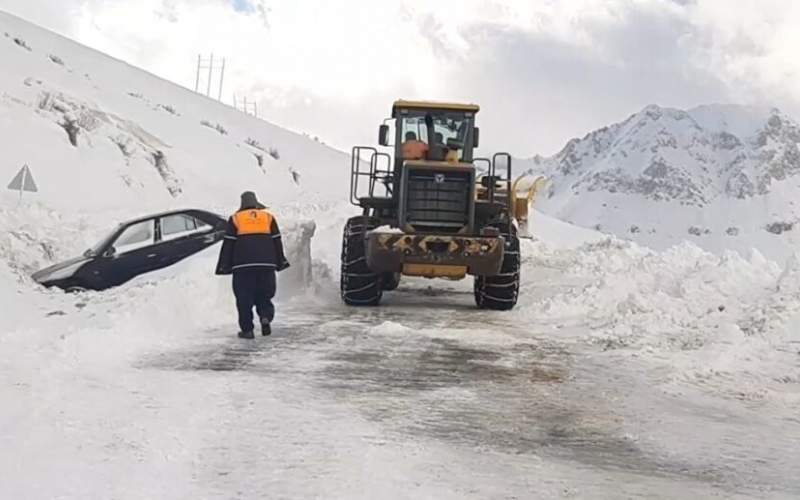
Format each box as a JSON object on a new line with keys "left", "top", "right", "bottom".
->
{"left": 688, "top": 103, "right": 771, "bottom": 138}
{"left": 543, "top": 104, "right": 800, "bottom": 206}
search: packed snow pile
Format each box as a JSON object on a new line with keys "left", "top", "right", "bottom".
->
{"left": 529, "top": 103, "right": 800, "bottom": 261}
{"left": 516, "top": 234, "right": 799, "bottom": 404}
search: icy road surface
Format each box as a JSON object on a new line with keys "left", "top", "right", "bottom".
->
{"left": 5, "top": 278, "right": 798, "bottom": 500}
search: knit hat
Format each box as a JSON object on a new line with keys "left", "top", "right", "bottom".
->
{"left": 240, "top": 191, "right": 265, "bottom": 210}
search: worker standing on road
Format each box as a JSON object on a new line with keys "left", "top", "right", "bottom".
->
{"left": 216, "top": 191, "right": 290, "bottom": 339}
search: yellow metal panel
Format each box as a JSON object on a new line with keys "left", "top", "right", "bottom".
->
{"left": 403, "top": 160, "right": 474, "bottom": 170}
{"left": 393, "top": 100, "right": 480, "bottom": 113}
{"left": 402, "top": 264, "right": 468, "bottom": 279}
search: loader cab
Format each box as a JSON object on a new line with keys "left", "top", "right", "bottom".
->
{"left": 379, "top": 100, "right": 480, "bottom": 171}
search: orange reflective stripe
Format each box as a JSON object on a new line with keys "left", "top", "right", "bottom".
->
{"left": 232, "top": 210, "right": 273, "bottom": 235}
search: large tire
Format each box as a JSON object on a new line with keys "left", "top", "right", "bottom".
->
{"left": 474, "top": 224, "right": 520, "bottom": 310}
{"left": 340, "top": 216, "right": 382, "bottom": 306}
{"left": 381, "top": 272, "right": 401, "bottom": 291}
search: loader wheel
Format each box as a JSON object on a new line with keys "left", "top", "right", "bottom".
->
{"left": 381, "top": 272, "right": 401, "bottom": 291}
{"left": 474, "top": 224, "right": 520, "bottom": 311}
{"left": 340, "top": 216, "right": 382, "bottom": 306}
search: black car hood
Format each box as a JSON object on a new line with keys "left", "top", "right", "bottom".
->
{"left": 32, "top": 255, "right": 91, "bottom": 282}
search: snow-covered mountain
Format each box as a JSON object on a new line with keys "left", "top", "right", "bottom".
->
{"left": 531, "top": 104, "right": 800, "bottom": 261}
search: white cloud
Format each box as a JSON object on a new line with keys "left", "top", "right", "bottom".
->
{"left": 1, "top": 0, "right": 800, "bottom": 155}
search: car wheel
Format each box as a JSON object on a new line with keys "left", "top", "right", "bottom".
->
{"left": 65, "top": 283, "right": 89, "bottom": 294}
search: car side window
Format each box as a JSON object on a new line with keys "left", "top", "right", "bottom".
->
{"left": 195, "top": 218, "right": 212, "bottom": 231}
{"left": 160, "top": 214, "right": 210, "bottom": 241}
{"left": 113, "top": 220, "right": 155, "bottom": 254}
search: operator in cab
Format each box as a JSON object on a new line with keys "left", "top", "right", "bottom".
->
{"left": 215, "top": 191, "right": 290, "bottom": 339}
{"left": 401, "top": 131, "right": 428, "bottom": 160}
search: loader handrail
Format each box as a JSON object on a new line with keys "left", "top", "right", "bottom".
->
{"left": 369, "top": 152, "right": 392, "bottom": 197}
{"left": 350, "top": 146, "right": 376, "bottom": 206}
{"left": 490, "top": 153, "right": 513, "bottom": 206}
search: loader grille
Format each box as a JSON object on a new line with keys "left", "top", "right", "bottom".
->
{"left": 404, "top": 169, "right": 472, "bottom": 230}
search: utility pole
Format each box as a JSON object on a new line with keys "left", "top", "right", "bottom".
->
{"left": 206, "top": 53, "right": 214, "bottom": 97}
{"left": 233, "top": 93, "right": 258, "bottom": 117}
{"left": 217, "top": 58, "right": 226, "bottom": 102}
{"left": 194, "top": 54, "right": 201, "bottom": 92}
{"left": 194, "top": 54, "right": 226, "bottom": 101}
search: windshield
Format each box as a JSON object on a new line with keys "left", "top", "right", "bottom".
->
{"left": 399, "top": 111, "right": 474, "bottom": 162}
{"left": 85, "top": 225, "right": 121, "bottom": 257}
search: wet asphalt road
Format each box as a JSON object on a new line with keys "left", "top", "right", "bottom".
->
{"left": 138, "top": 287, "right": 800, "bottom": 499}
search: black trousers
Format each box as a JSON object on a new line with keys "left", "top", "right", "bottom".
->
{"left": 232, "top": 268, "right": 276, "bottom": 332}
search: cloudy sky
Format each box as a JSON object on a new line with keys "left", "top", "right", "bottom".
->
{"left": 2, "top": 0, "right": 799, "bottom": 156}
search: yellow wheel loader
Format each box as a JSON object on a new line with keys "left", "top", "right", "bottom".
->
{"left": 341, "top": 100, "right": 527, "bottom": 309}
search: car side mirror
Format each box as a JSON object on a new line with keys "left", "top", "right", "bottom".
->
{"left": 102, "top": 246, "right": 116, "bottom": 258}
{"left": 379, "top": 125, "right": 389, "bottom": 146}
{"left": 473, "top": 127, "right": 480, "bottom": 148}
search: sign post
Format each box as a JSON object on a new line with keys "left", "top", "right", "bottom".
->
{"left": 7, "top": 164, "right": 38, "bottom": 204}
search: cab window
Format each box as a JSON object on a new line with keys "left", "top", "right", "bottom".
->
{"left": 398, "top": 111, "right": 473, "bottom": 162}
{"left": 400, "top": 116, "right": 428, "bottom": 144}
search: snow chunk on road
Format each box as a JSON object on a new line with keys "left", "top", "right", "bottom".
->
{"left": 369, "top": 321, "right": 413, "bottom": 336}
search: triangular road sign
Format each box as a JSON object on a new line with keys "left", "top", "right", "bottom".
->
{"left": 7, "top": 164, "right": 38, "bottom": 193}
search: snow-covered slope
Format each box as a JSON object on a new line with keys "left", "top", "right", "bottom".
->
{"left": 532, "top": 104, "right": 800, "bottom": 261}
{"left": 0, "top": 10, "right": 349, "bottom": 212}
{"left": 0, "top": 10, "right": 353, "bottom": 282}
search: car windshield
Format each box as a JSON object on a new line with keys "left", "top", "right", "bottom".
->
{"left": 85, "top": 226, "right": 120, "bottom": 257}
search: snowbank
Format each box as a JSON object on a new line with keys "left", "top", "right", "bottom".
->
{"left": 515, "top": 234, "right": 799, "bottom": 403}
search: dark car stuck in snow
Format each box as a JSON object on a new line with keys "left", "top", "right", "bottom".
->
{"left": 32, "top": 209, "right": 227, "bottom": 292}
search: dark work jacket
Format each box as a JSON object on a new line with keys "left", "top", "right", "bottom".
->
{"left": 215, "top": 208, "right": 290, "bottom": 275}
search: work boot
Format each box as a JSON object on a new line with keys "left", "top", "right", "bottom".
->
{"left": 238, "top": 330, "right": 255, "bottom": 339}
{"left": 260, "top": 318, "right": 271, "bottom": 337}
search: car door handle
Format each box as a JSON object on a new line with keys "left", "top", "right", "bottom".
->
{"left": 202, "top": 235, "right": 217, "bottom": 243}
{"left": 147, "top": 253, "right": 157, "bottom": 258}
